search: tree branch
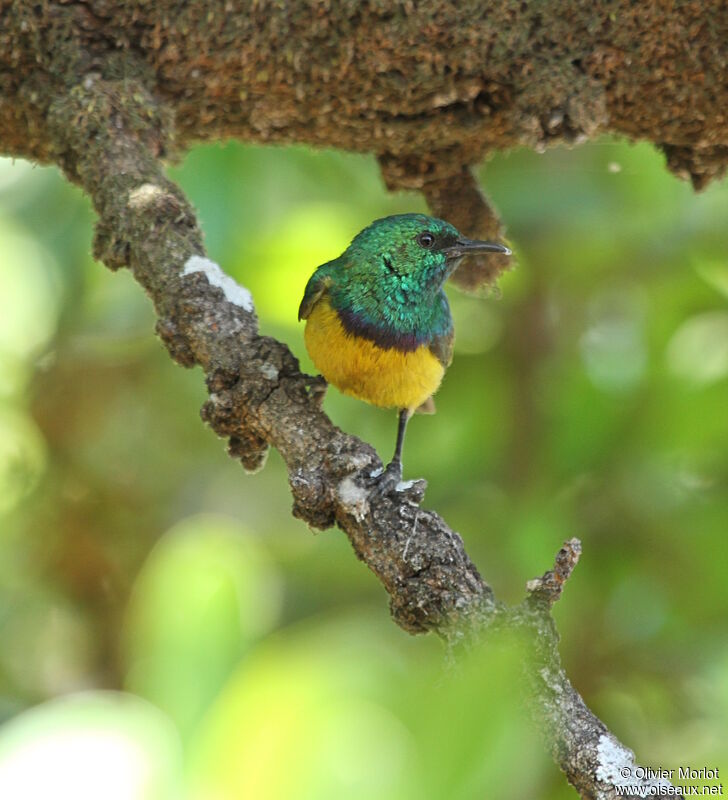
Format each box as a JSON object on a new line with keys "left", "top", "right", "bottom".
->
{"left": 2, "top": 2, "right": 728, "bottom": 188}
{"left": 46, "top": 75, "right": 683, "bottom": 799}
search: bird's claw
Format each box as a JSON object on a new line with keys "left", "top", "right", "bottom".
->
{"left": 370, "top": 461, "right": 427, "bottom": 500}
{"left": 373, "top": 460, "right": 403, "bottom": 495}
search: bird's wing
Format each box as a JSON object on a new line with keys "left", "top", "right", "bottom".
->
{"left": 415, "top": 396, "right": 436, "bottom": 414}
{"left": 298, "top": 270, "right": 333, "bottom": 320}
{"left": 428, "top": 328, "right": 454, "bottom": 369}
{"left": 417, "top": 331, "right": 454, "bottom": 415}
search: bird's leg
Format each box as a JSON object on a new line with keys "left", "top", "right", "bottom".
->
{"left": 376, "top": 408, "right": 411, "bottom": 493}
{"left": 390, "top": 407, "right": 410, "bottom": 474}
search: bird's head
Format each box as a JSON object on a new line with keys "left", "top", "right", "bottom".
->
{"left": 342, "top": 213, "right": 510, "bottom": 295}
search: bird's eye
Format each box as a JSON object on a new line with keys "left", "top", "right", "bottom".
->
{"left": 417, "top": 231, "right": 435, "bottom": 249}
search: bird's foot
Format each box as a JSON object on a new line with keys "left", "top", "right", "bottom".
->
{"left": 371, "top": 460, "right": 427, "bottom": 500}
{"left": 375, "top": 459, "right": 402, "bottom": 495}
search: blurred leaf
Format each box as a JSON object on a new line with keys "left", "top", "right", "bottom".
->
{"left": 666, "top": 311, "right": 728, "bottom": 386}
{"left": 0, "top": 406, "right": 46, "bottom": 516}
{"left": 580, "top": 287, "right": 648, "bottom": 393}
{"left": 402, "top": 632, "right": 548, "bottom": 800}
{"left": 188, "top": 619, "right": 417, "bottom": 800}
{"left": 694, "top": 258, "right": 728, "bottom": 300}
{"left": 0, "top": 157, "right": 38, "bottom": 205}
{"left": 188, "top": 619, "right": 546, "bottom": 800}
{"left": 124, "top": 515, "right": 282, "bottom": 741}
{"left": 0, "top": 220, "right": 60, "bottom": 363}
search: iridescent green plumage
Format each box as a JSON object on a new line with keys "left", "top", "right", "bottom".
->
{"left": 300, "top": 214, "right": 460, "bottom": 363}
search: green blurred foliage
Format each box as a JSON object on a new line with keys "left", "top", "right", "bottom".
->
{"left": 0, "top": 138, "right": 726, "bottom": 798}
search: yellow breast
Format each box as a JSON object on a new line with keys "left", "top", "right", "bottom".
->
{"left": 303, "top": 297, "right": 445, "bottom": 411}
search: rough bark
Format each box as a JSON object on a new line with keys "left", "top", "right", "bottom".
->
{"left": 1, "top": 3, "right": 708, "bottom": 797}
{"left": 2, "top": 0, "right": 728, "bottom": 188}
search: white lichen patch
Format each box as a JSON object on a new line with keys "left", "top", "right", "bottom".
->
{"left": 259, "top": 362, "right": 279, "bottom": 380}
{"left": 346, "top": 453, "right": 371, "bottom": 470}
{"left": 182, "top": 255, "right": 254, "bottom": 312}
{"left": 596, "top": 735, "right": 676, "bottom": 794}
{"left": 395, "top": 479, "right": 417, "bottom": 491}
{"left": 595, "top": 734, "right": 635, "bottom": 786}
{"left": 128, "top": 183, "right": 165, "bottom": 209}
{"left": 337, "top": 476, "right": 369, "bottom": 522}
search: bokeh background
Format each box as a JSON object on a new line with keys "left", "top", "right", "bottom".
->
{"left": 0, "top": 139, "right": 726, "bottom": 799}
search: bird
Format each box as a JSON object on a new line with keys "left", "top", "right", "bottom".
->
{"left": 298, "top": 213, "right": 511, "bottom": 491}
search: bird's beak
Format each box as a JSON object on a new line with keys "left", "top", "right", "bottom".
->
{"left": 443, "top": 238, "right": 512, "bottom": 258}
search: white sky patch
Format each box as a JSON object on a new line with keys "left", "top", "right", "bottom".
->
{"left": 182, "top": 255, "right": 254, "bottom": 312}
